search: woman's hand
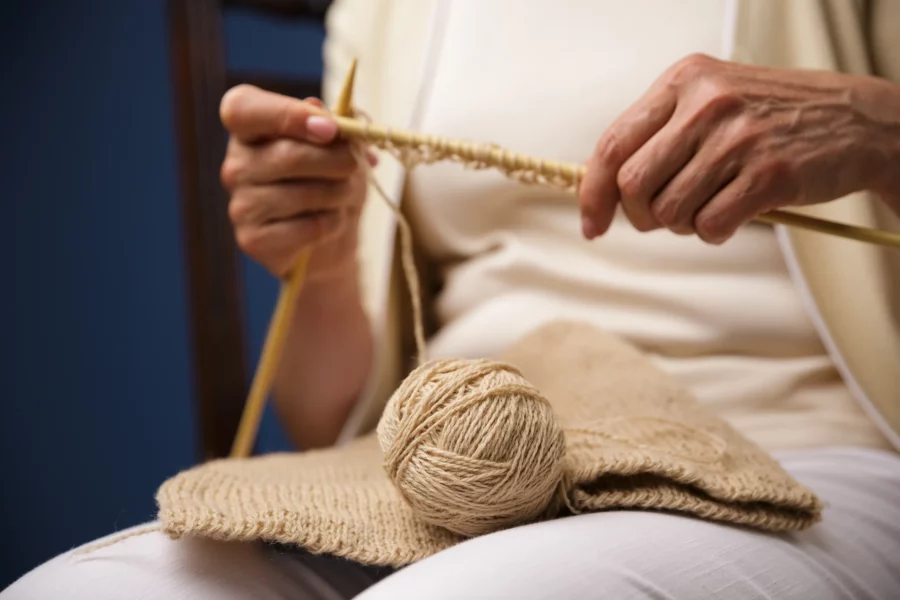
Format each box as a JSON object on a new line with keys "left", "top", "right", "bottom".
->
{"left": 578, "top": 53, "right": 900, "bottom": 243}
{"left": 220, "top": 85, "right": 374, "bottom": 280}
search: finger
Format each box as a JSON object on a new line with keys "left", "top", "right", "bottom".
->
{"left": 236, "top": 210, "right": 346, "bottom": 278}
{"left": 692, "top": 171, "right": 779, "bottom": 244}
{"left": 649, "top": 141, "right": 740, "bottom": 235}
{"left": 220, "top": 85, "right": 337, "bottom": 144}
{"left": 228, "top": 179, "right": 355, "bottom": 227}
{"left": 222, "top": 137, "right": 358, "bottom": 187}
{"left": 579, "top": 84, "right": 677, "bottom": 238}
{"left": 617, "top": 116, "right": 699, "bottom": 232}
{"left": 304, "top": 96, "right": 325, "bottom": 108}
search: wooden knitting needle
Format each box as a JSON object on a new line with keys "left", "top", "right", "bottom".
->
{"left": 229, "top": 60, "right": 359, "bottom": 459}
{"left": 305, "top": 105, "right": 900, "bottom": 251}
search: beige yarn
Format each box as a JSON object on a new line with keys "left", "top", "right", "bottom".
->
{"left": 353, "top": 109, "right": 580, "bottom": 193}
{"left": 376, "top": 358, "right": 566, "bottom": 537}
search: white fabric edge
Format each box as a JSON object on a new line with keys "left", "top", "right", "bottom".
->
{"left": 774, "top": 225, "right": 900, "bottom": 452}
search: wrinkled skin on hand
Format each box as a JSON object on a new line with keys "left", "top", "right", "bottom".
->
{"left": 579, "top": 53, "right": 900, "bottom": 244}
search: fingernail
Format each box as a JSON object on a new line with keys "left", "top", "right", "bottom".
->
{"left": 366, "top": 149, "right": 379, "bottom": 167}
{"left": 307, "top": 116, "right": 337, "bottom": 143}
{"left": 582, "top": 216, "right": 598, "bottom": 240}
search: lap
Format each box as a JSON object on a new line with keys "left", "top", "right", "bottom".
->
{"left": 360, "top": 446, "right": 900, "bottom": 600}
{"left": 4, "top": 447, "right": 898, "bottom": 600}
{"left": 1, "top": 525, "right": 388, "bottom": 600}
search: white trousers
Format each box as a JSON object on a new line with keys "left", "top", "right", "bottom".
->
{"left": 4, "top": 446, "right": 900, "bottom": 599}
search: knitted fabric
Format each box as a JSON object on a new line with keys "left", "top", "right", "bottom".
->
{"left": 156, "top": 321, "right": 822, "bottom": 567}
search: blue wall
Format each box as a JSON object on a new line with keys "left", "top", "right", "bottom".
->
{"left": 0, "top": 1, "right": 325, "bottom": 588}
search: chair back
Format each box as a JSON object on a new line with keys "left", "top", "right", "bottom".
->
{"left": 167, "top": 0, "right": 331, "bottom": 460}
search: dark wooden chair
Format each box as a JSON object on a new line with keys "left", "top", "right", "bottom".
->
{"left": 167, "top": 0, "right": 332, "bottom": 461}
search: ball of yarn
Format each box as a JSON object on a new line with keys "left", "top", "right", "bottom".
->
{"left": 376, "top": 358, "right": 567, "bottom": 537}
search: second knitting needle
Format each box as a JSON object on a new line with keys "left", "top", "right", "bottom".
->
{"left": 229, "top": 60, "right": 360, "bottom": 459}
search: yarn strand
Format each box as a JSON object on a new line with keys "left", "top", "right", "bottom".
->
{"left": 357, "top": 147, "right": 429, "bottom": 365}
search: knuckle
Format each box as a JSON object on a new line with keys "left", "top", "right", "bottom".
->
{"left": 227, "top": 197, "right": 253, "bottom": 225}
{"left": 219, "top": 84, "right": 255, "bottom": 127}
{"left": 220, "top": 157, "right": 245, "bottom": 190}
{"left": 695, "top": 79, "right": 742, "bottom": 119}
{"left": 235, "top": 226, "right": 267, "bottom": 257}
{"left": 594, "top": 133, "right": 624, "bottom": 166}
{"left": 270, "top": 138, "right": 300, "bottom": 167}
{"left": 616, "top": 164, "right": 646, "bottom": 199}
{"left": 669, "top": 53, "right": 715, "bottom": 83}
{"left": 651, "top": 175, "right": 704, "bottom": 228}
{"left": 728, "top": 114, "right": 760, "bottom": 149}
{"left": 278, "top": 105, "right": 307, "bottom": 137}
{"left": 650, "top": 198, "right": 680, "bottom": 227}
{"left": 270, "top": 139, "right": 317, "bottom": 176}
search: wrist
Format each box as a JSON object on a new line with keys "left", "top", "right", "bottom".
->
{"left": 877, "top": 123, "right": 900, "bottom": 212}
{"left": 856, "top": 76, "right": 900, "bottom": 208}
{"left": 298, "top": 261, "right": 363, "bottom": 313}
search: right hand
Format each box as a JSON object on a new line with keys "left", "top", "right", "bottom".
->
{"left": 219, "top": 84, "right": 374, "bottom": 281}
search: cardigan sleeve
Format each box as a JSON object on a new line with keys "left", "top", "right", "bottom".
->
{"left": 321, "top": 0, "right": 391, "bottom": 112}
{"left": 868, "top": 0, "right": 900, "bottom": 84}
{"left": 867, "top": 1, "right": 900, "bottom": 332}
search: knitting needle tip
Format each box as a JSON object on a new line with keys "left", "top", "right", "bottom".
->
{"left": 333, "top": 58, "right": 358, "bottom": 117}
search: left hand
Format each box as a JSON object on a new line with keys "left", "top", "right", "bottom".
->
{"left": 578, "top": 53, "right": 900, "bottom": 244}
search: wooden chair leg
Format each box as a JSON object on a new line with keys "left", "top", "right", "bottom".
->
{"left": 168, "top": 0, "right": 249, "bottom": 461}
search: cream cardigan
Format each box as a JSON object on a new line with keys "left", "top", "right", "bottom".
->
{"left": 318, "top": 0, "right": 900, "bottom": 450}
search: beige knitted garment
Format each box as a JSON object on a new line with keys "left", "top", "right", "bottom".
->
{"left": 157, "top": 321, "right": 823, "bottom": 567}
